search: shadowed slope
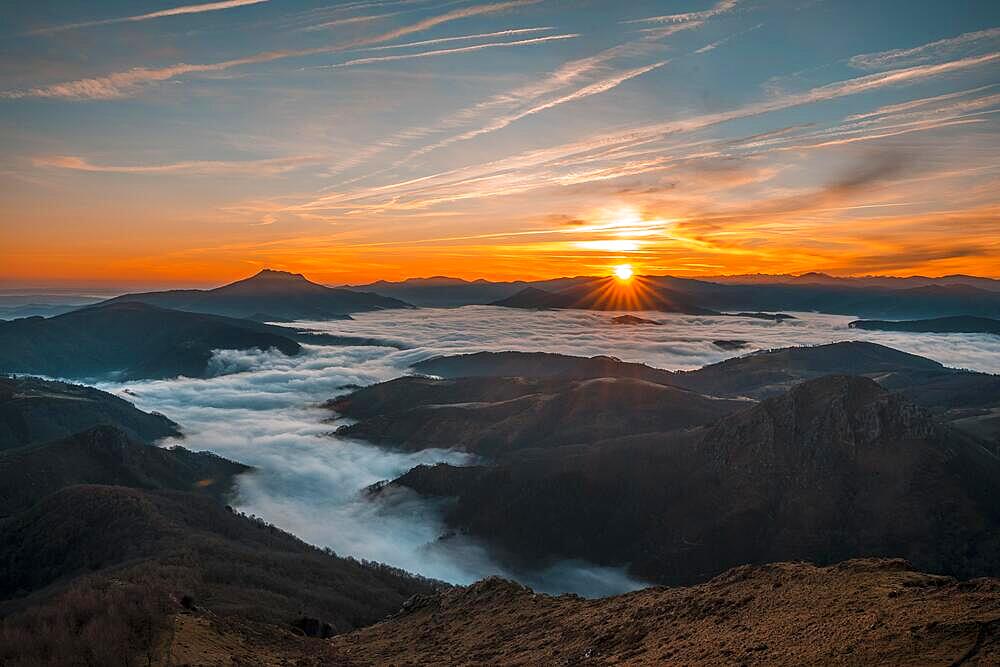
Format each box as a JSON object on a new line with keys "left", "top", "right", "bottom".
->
{"left": 0, "top": 376, "right": 179, "bottom": 451}
{"left": 391, "top": 376, "right": 1000, "bottom": 584}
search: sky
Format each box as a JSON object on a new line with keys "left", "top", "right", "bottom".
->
{"left": 1, "top": 0, "right": 998, "bottom": 288}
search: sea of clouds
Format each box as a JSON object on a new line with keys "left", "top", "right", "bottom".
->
{"left": 101, "top": 307, "right": 1000, "bottom": 597}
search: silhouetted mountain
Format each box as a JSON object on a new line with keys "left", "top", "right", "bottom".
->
{"left": 329, "top": 560, "right": 1000, "bottom": 665}
{"left": 0, "top": 425, "right": 247, "bottom": 515}
{"left": 493, "top": 278, "right": 719, "bottom": 314}
{"left": 347, "top": 272, "right": 1000, "bottom": 317}
{"left": 0, "top": 376, "right": 179, "bottom": 451}
{"left": 101, "top": 269, "right": 412, "bottom": 320}
{"left": 412, "top": 350, "right": 677, "bottom": 383}
{"left": 0, "top": 301, "right": 304, "bottom": 380}
{"left": 610, "top": 314, "right": 662, "bottom": 325}
{"left": 0, "top": 484, "right": 441, "bottom": 665}
{"left": 850, "top": 315, "right": 1000, "bottom": 334}
{"left": 332, "top": 376, "right": 747, "bottom": 456}
{"left": 390, "top": 376, "right": 1000, "bottom": 585}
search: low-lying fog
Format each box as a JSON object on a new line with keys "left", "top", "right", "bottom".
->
{"left": 101, "top": 307, "right": 1000, "bottom": 597}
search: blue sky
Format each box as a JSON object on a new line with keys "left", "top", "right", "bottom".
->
{"left": 1, "top": 0, "right": 998, "bottom": 286}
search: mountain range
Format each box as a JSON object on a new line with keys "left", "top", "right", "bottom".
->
{"left": 349, "top": 273, "right": 1000, "bottom": 319}
{"left": 100, "top": 268, "right": 411, "bottom": 321}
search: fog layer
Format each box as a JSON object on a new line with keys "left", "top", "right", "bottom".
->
{"left": 102, "top": 308, "right": 1000, "bottom": 597}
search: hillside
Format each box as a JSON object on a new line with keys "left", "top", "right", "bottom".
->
{"left": 0, "top": 376, "right": 179, "bottom": 450}
{"left": 0, "top": 301, "right": 304, "bottom": 380}
{"left": 0, "top": 485, "right": 441, "bottom": 665}
{"left": 332, "top": 376, "right": 747, "bottom": 456}
{"left": 328, "top": 559, "right": 1000, "bottom": 666}
{"left": 388, "top": 376, "right": 1000, "bottom": 585}
{"left": 0, "top": 425, "right": 248, "bottom": 515}
{"left": 102, "top": 269, "right": 412, "bottom": 321}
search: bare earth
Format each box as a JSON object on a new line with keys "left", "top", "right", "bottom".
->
{"left": 326, "top": 559, "right": 1000, "bottom": 666}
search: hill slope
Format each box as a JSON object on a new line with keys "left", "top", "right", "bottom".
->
{"left": 328, "top": 559, "right": 1000, "bottom": 666}
{"left": 332, "top": 376, "right": 746, "bottom": 456}
{"left": 102, "top": 269, "right": 412, "bottom": 320}
{"left": 390, "top": 376, "right": 1000, "bottom": 584}
{"left": 0, "top": 376, "right": 179, "bottom": 450}
{"left": 849, "top": 315, "right": 1000, "bottom": 334}
{"left": 0, "top": 301, "right": 303, "bottom": 380}
{"left": 0, "top": 425, "right": 248, "bottom": 515}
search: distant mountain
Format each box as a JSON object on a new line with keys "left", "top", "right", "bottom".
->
{"left": 849, "top": 315, "right": 1000, "bottom": 334}
{"left": 493, "top": 278, "right": 719, "bottom": 314}
{"left": 0, "top": 301, "right": 304, "bottom": 380}
{"left": 332, "top": 376, "right": 747, "bottom": 456}
{"left": 0, "top": 425, "right": 247, "bottom": 515}
{"left": 101, "top": 268, "right": 412, "bottom": 321}
{"left": 0, "top": 376, "right": 179, "bottom": 451}
{"left": 345, "top": 271, "right": 1000, "bottom": 317}
{"left": 702, "top": 272, "right": 1000, "bottom": 291}
{"left": 389, "top": 376, "right": 1000, "bottom": 585}
{"left": 329, "top": 560, "right": 1000, "bottom": 666}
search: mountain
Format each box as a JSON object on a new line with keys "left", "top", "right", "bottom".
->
{"left": 0, "top": 375, "right": 179, "bottom": 451}
{"left": 346, "top": 272, "right": 1000, "bottom": 317}
{"left": 101, "top": 269, "right": 412, "bottom": 321}
{"left": 0, "top": 301, "right": 305, "bottom": 380}
{"left": 0, "top": 425, "right": 247, "bottom": 515}
{"left": 344, "top": 277, "right": 530, "bottom": 307}
{"left": 328, "top": 560, "right": 1000, "bottom": 666}
{"left": 388, "top": 376, "right": 1000, "bottom": 585}
{"left": 493, "top": 278, "right": 719, "bottom": 314}
{"left": 850, "top": 315, "right": 1000, "bottom": 334}
{"left": 0, "top": 484, "right": 441, "bottom": 666}
{"left": 331, "top": 376, "right": 747, "bottom": 456}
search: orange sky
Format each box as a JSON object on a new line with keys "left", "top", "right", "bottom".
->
{"left": 2, "top": 0, "right": 998, "bottom": 288}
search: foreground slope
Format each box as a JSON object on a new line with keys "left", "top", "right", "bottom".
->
{"left": 0, "top": 375, "right": 179, "bottom": 450}
{"left": 329, "top": 559, "right": 1000, "bottom": 666}
{"left": 391, "top": 376, "right": 1000, "bottom": 584}
{"left": 102, "top": 268, "right": 412, "bottom": 321}
{"left": 0, "top": 484, "right": 441, "bottom": 666}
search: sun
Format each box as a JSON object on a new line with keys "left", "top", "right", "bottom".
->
{"left": 613, "top": 264, "right": 634, "bottom": 282}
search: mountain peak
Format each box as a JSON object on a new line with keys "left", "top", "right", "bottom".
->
{"left": 250, "top": 268, "right": 309, "bottom": 281}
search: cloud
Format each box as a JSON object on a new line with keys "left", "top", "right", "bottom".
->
{"left": 32, "top": 0, "right": 270, "bottom": 35}
{"left": 319, "top": 33, "right": 579, "bottom": 69}
{"left": 849, "top": 27, "right": 1000, "bottom": 70}
{"left": 95, "top": 310, "right": 1000, "bottom": 599}
{"left": 4, "top": 0, "right": 542, "bottom": 101}
{"left": 32, "top": 154, "right": 320, "bottom": 175}
{"left": 624, "top": 0, "right": 739, "bottom": 25}
{"left": 355, "top": 26, "right": 555, "bottom": 51}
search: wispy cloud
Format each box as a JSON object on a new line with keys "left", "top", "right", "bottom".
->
{"left": 33, "top": 154, "right": 319, "bottom": 175}
{"left": 624, "top": 0, "right": 739, "bottom": 26}
{"left": 4, "top": 0, "right": 541, "bottom": 100}
{"left": 849, "top": 27, "right": 1000, "bottom": 70}
{"left": 31, "top": 0, "right": 270, "bottom": 35}
{"left": 319, "top": 33, "right": 578, "bottom": 69}
{"left": 357, "top": 27, "right": 555, "bottom": 51}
